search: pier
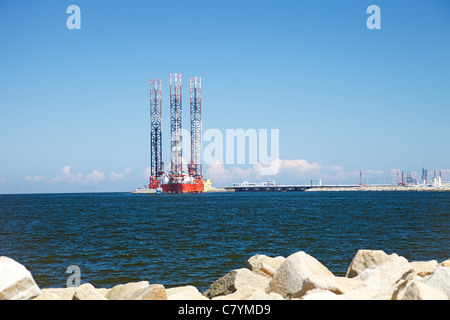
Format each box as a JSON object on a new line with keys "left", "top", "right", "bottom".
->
{"left": 224, "top": 184, "right": 450, "bottom": 192}
{"left": 224, "top": 184, "right": 357, "bottom": 192}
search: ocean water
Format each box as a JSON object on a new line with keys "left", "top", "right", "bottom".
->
{"left": 0, "top": 191, "right": 449, "bottom": 292}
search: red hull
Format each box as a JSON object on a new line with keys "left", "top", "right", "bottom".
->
{"left": 162, "top": 182, "right": 204, "bottom": 193}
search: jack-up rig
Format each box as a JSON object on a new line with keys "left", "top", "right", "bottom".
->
{"left": 148, "top": 74, "right": 205, "bottom": 193}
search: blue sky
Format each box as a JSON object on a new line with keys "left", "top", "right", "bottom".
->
{"left": 1, "top": 0, "right": 449, "bottom": 193}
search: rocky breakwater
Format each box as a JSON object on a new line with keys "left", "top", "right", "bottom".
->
{"left": 306, "top": 185, "right": 450, "bottom": 192}
{"left": 1, "top": 250, "right": 449, "bottom": 300}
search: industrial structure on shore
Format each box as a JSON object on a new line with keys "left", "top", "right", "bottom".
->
{"left": 147, "top": 74, "right": 209, "bottom": 193}
{"left": 392, "top": 167, "right": 444, "bottom": 187}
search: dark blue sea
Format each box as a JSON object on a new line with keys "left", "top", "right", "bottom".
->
{"left": 0, "top": 191, "right": 449, "bottom": 292}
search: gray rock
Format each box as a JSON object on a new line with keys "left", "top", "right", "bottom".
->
{"left": 203, "top": 268, "right": 270, "bottom": 299}
{"left": 203, "top": 271, "right": 237, "bottom": 298}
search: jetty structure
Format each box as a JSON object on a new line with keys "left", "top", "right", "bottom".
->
{"left": 225, "top": 174, "right": 450, "bottom": 192}
{"left": 225, "top": 180, "right": 357, "bottom": 192}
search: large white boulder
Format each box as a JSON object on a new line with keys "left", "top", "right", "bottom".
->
{"left": 246, "top": 254, "right": 286, "bottom": 278}
{"left": 266, "top": 251, "right": 362, "bottom": 299}
{"left": 423, "top": 266, "right": 450, "bottom": 298}
{"left": 440, "top": 259, "right": 450, "bottom": 267}
{"left": 247, "top": 289, "right": 284, "bottom": 300}
{"left": 400, "top": 279, "right": 447, "bottom": 300}
{"left": 301, "top": 289, "right": 347, "bottom": 300}
{"left": 212, "top": 285, "right": 283, "bottom": 300}
{"left": 119, "top": 283, "right": 167, "bottom": 300}
{"left": 32, "top": 287, "right": 77, "bottom": 300}
{"left": 346, "top": 250, "right": 394, "bottom": 278}
{"left": 166, "top": 285, "right": 208, "bottom": 300}
{"left": 72, "top": 283, "right": 108, "bottom": 300}
{"left": 0, "top": 256, "right": 41, "bottom": 300}
{"left": 410, "top": 260, "right": 438, "bottom": 277}
{"left": 104, "top": 281, "right": 150, "bottom": 300}
{"left": 343, "top": 254, "right": 414, "bottom": 300}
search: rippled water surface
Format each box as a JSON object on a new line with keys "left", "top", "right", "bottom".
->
{"left": 0, "top": 191, "right": 449, "bottom": 291}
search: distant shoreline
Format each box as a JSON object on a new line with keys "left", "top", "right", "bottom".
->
{"left": 306, "top": 185, "right": 450, "bottom": 192}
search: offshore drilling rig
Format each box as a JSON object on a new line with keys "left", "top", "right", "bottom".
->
{"left": 148, "top": 74, "right": 205, "bottom": 193}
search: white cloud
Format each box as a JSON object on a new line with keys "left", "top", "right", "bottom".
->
{"left": 273, "top": 159, "right": 357, "bottom": 183}
{"left": 110, "top": 168, "right": 132, "bottom": 181}
{"left": 277, "top": 159, "right": 322, "bottom": 172}
{"left": 206, "top": 161, "right": 259, "bottom": 185}
{"left": 0, "top": 178, "right": 5, "bottom": 185}
{"left": 25, "top": 176, "right": 44, "bottom": 184}
{"left": 48, "top": 166, "right": 105, "bottom": 185}
{"left": 61, "top": 166, "right": 72, "bottom": 177}
{"left": 49, "top": 166, "right": 72, "bottom": 184}
{"left": 110, "top": 172, "right": 123, "bottom": 181}
{"left": 86, "top": 170, "right": 105, "bottom": 184}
